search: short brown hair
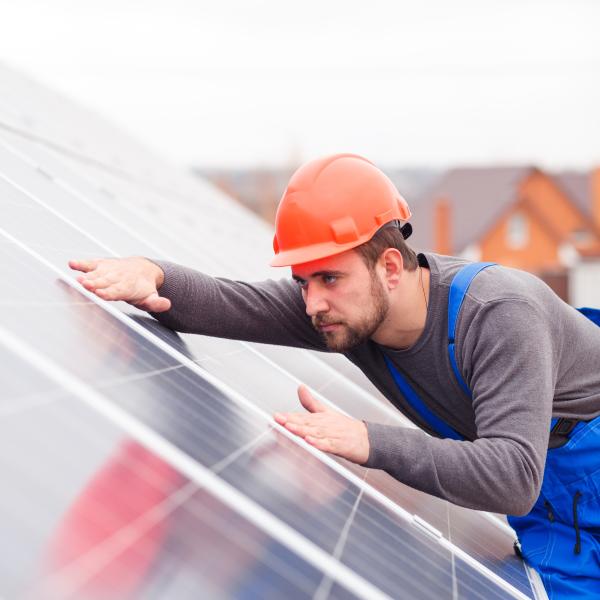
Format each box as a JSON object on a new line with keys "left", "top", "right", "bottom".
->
{"left": 355, "top": 223, "right": 418, "bottom": 271}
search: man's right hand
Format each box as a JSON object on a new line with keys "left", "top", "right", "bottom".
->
{"left": 68, "top": 257, "right": 172, "bottom": 313}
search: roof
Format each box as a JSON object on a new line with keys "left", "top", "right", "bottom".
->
{"left": 409, "top": 166, "right": 532, "bottom": 253}
{"left": 554, "top": 171, "right": 592, "bottom": 218}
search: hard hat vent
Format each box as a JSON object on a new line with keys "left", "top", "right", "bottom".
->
{"left": 330, "top": 217, "right": 359, "bottom": 244}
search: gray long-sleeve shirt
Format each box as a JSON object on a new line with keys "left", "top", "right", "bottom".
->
{"left": 150, "top": 253, "right": 600, "bottom": 515}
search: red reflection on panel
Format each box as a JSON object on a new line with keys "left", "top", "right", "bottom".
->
{"left": 42, "top": 440, "right": 184, "bottom": 599}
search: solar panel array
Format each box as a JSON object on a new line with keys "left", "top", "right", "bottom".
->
{"left": 0, "top": 63, "right": 546, "bottom": 599}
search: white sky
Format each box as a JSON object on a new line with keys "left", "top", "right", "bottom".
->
{"left": 1, "top": 0, "right": 599, "bottom": 169}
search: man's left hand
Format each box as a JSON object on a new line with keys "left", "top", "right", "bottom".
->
{"left": 274, "top": 385, "right": 370, "bottom": 465}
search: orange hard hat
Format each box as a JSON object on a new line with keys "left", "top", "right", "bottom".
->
{"left": 271, "top": 153, "right": 412, "bottom": 267}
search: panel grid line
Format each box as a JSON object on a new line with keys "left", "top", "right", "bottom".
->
{"left": 313, "top": 486, "right": 366, "bottom": 600}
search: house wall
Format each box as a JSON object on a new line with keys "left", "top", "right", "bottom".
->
{"left": 520, "top": 171, "right": 588, "bottom": 239}
{"left": 479, "top": 200, "right": 560, "bottom": 270}
{"left": 569, "top": 260, "right": 600, "bottom": 307}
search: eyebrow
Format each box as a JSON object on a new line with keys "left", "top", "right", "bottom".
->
{"left": 292, "top": 270, "right": 344, "bottom": 282}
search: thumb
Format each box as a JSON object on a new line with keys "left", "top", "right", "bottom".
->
{"left": 298, "top": 385, "right": 327, "bottom": 413}
{"left": 139, "top": 292, "right": 171, "bottom": 313}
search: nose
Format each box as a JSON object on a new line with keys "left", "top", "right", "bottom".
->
{"left": 304, "top": 283, "right": 329, "bottom": 317}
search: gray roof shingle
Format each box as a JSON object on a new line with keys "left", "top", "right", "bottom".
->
{"left": 554, "top": 171, "right": 592, "bottom": 218}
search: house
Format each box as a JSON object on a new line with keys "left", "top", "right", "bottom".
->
{"left": 410, "top": 167, "right": 600, "bottom": 305}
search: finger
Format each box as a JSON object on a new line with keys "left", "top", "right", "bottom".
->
{"left": 152, "top": 296, "right": 172, "bottom": 313}
{"left": 92, "top": 283, "right": 131, "bottom": 301}
{"left": 93, "top": 287, "right": 116, "bottom": 300}
{"left": 78, "top": 276, "right": 101, "bottom": 291}
{"left": 273, "top": 413, "right": 288, "bottom": 425}
{"left": 83, "top": 269, "right": 112, "bottom": 282}
{"left": 69, "top": 259, "right": 99, "bottom": 273}
{"left": 76, "top": 270, "right": 110, "bottom": 289}
{"left": 285, "top": 422, "right": 321, "bottom": 438}
{"left": 83, "top": 276, "right": 113, "bottom": 291}
{"left": 298, "top": 384, "right": 327, "bottom": 414}
{"left": 137, "top": 292, "right": 171, "bottom": 313}
{"left": 282, "top": 412, "right": 321, "bottom": 427}
{"left": 81, "top": 281, "right": 115, "bottom": 297}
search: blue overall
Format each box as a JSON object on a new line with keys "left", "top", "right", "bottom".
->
{"left": 383, "top": 262, "right": 600, "bottom": 598}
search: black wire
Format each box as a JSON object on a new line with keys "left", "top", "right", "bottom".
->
{"left": 573, "top": 491, "right": 582, "bottom": 555}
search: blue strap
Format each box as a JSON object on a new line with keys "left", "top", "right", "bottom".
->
{"left": 447, "top": 262, "right": 496, "bottom": 397}
{"left": 382, "top": 354, "right": 465, "bottom": 440}
{"left": 383, "top": 262, "right": 600, "bottom": 440}
{"left": 382, "top": 261, "right": 494, "bottom": 440}
{"left": 577, "top": 306, "right": 600, "bottom": 326}
{"left": 547, "top": 307, "right": 600, "bottom": 433}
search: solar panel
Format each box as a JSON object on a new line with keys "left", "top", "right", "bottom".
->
{"left": 0, "top": 354, "right": 354, "bottom": 600}
{"left": 0, "top": 64, "right": 546, "bottom": 599}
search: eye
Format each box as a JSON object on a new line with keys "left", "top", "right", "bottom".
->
{"left": 294, "top": 278, "right": 308, "bottom": 289}
{"left": 323, "top": 274, "right": 337, "bottom": 285}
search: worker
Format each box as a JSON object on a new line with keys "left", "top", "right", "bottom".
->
{"left": 70, "top": 153, "right": 600, "bottom": 598}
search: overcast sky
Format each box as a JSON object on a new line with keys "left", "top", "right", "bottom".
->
{"left": 1, "top": 0, "right": 599, "bottom": 170}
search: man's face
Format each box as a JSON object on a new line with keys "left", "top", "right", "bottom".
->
{"left": 292, "top": 250, "right": 389, "bottom": 352}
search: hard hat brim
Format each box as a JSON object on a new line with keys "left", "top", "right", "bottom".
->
{"left": 269, "top": 238, "right": 369, "bottom": 267}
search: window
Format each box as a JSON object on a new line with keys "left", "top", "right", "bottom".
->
{"left": 507, "top": 212, "right": 528, "bottom": 248}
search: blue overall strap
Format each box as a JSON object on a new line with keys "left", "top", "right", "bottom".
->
{"left": 447, "top": 262, "right": 496, "bottom": 397}
{"left": 449, "top": 262, "right": 566, "bottom": 433}
{"left": 577, "top": 306, "right": 600, "bottom": 326}
{"left": 383, "top": 260, "right": 577, "bottom": 440}
{"left": 546, "top": 308, "right": 600, "bottom": 432}
{"left": 382, "top": 354, "right": 465, "bottom": 440}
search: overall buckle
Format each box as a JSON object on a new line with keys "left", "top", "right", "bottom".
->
{"left": 551, "top": 418, "right": 578, "bottom": 436}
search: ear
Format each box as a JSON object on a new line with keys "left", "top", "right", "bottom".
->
{"left": 380, "top": 248, "right": 403, "bottom": 289}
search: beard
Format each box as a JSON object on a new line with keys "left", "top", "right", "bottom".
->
{"left": 312, "top": 272, "right": 389, "bottom": 352}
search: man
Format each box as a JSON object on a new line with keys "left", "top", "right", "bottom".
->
{"left": 71, "top": 153, "right": 600, "bottom": 598}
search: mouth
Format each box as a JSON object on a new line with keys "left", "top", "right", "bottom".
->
{"left": 316, "top": 322, "right": 343, "bottom": 333}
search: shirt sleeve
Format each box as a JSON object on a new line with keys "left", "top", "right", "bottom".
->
{"left": 363, "top": 299, "right": 555, "bottom": 516}
{"left": 147, "top": 260, "right": 327, "bottom": 351}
